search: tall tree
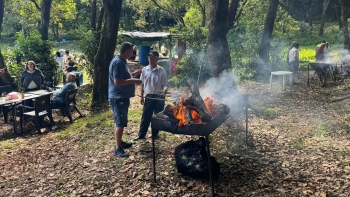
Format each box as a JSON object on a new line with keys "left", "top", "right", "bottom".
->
{"left": 206, "top": 0, "right": 247, "bottom": 79}
{"left": 92, "top": 0, "right": 123, "bottom": 107}
{"left": 319, "top": 0, "right": 330, "bottom": 36}
{"left": 40, "top": 0, "right": 52, "bottom": 40}
{"left": 0, "top": 0, "right": 3, "bottom": 39}
{"left": 258, "top": 0, "right": 279, "bottom": 76}
{"left": 340, "top": 0, "right": 350, "bottom": 50}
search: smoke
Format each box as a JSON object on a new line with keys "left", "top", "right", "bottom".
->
{"left": 199, "top": 70, "right": 246, "bottom": 116}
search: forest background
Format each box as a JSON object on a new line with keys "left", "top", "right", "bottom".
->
{"left": 0, "top": 0, "right": 349, "bottom": 107}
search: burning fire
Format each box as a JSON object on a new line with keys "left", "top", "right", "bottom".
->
{"left": 171, "top": 96, "right": 219, "bottom": 126}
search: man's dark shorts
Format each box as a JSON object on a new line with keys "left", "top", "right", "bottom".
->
{"left": 109, "top": 98, "right": 130, "bottom": 127}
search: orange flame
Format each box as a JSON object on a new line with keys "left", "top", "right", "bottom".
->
{"left": 171, "top": 96, "right": 218, "bottom": 126}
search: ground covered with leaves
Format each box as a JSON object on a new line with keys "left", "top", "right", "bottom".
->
{"left": 1, "top": 71, "right": 350, "bottom": 196}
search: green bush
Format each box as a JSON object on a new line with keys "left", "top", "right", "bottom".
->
{"left": 12, "top": 31, "right": 58, "bottom": 85}
{"left": 168, "top": 26, "right": 210, "bottom": 87}
{"left": 78, "top": 30, "right": 100, "bottom": 83}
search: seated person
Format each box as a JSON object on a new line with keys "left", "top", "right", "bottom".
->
{"left": 21, "top": 61, "right": 45, "bottom": 92}
{"left": 63, "top": 58, "right": 77, "bottom": 72}
{"left": 51, "top": 73, "right": 77, "bottom": 108}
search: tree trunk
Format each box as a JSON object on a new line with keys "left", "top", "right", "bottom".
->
{"left": 97, "top": 7, "right": 104, "bottom": 32}
{"left": 91, "top": 0, "right": 97, "bottom": 30}
{"left": 0, "top": 0, "right": 3, "bottom": 39}
{"left": 340, "top": 0, "right": 350, "bottom": 50}
{"left": 258, "top": 0, "right": 279, "bottom": 77}
{"left": 40, "top": 0, "right": 52, "bottom": 40}
{"left": 319, "top": 0, "right": 330, "bottom": 36}
{"left": 207, "top": 0, "right": 232, "bottom": 78}
{"left": 336, "top": 4, "right": 343, "bottom": 30}
{"left": 92, "top": 0, "right": 122, "bottom": 107}
{"left": 0, "top": 0, "right": 13, "bottom": 86}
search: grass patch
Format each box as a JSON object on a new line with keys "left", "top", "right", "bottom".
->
{"left": 128, "top": 108, "right": 142, "bottom": 123}
{"left": 313, "top": 122, "right": 335, "bottom": 139}
{"left": 54, "top": 110, "right": 112, "bottom": 139}
{"left": 263, "top": 107, "right": 278, "bottom": 118}
{"left": 0, "top": 140, "right": 22, "bottom": 149}
{"left": 292, "top": 138, "right": 306, "bottom": 149}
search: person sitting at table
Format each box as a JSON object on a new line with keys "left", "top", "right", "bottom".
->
{"left": 20, "top": 61, "right": 45, "bottom": 92}
{"left": 51, "top": 72, "right": 77, "bottom": 108}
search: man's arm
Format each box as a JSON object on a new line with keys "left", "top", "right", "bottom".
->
{"left": 114, "top": 78, "right": 141, "bottom": 86}
{"left": 55, "top": 84, "right": 76, "bottom": 98}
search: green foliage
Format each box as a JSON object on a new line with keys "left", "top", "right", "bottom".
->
{"left": 78, "top": 30, "right": 100, "bottom": 82}
{"left": 168, "top": 25, "right": 209, "bottom": 87}
{"left": 12, "top": 31, "right": 58, "bottom": 84}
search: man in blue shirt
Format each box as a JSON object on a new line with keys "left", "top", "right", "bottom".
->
{"left": 109, "top": 42, "right": 142, "bottom": 157}
{"left": 51, "top": 72, "right": 77, "bottom": 108}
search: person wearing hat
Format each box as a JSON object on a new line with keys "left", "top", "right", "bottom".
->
{"left": 134, "top": 50, "right": 168, "bottom": 140}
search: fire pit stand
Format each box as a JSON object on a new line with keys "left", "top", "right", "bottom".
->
{"left": 150, "top": 94, "right": 249, "bottom": 197}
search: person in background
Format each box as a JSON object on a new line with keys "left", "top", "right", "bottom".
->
{"left": 316, "top": 43, "right": 326, "bottom": 62}
{"left": 64, "top": 50, "right": 74, "bottom": 63}
{"left": 173, "top": 43, "right": 178, "bottom": 57}
{"left": 129, "top": 46, "right": 137, "bottom": 60}
{"left": 63, "top": 58, "right": 76, "bottom": 72}
{"left": 55, "top": 51, "right": 63, "bottom": 70}
{"left": 0, "top": 68, "right": 4, "bottom": 74}
{"left": 134, "top": 50, "right": 168, "bottom": 140}
{"left": 161, "top": 43, "right": 168, "bottom": 56}
{"left": 288, "top": 41, "right": 299, "bottom": 85}
{"left": 20, "top": 61, "right": 45, "bottom": 92}
{"left": 324, "top": 42, "right": 331, "bottom": 60}
{"left": 51, "top": 72, "right": 77, "bottom": 108}
{"left": 108, "top": 42, "right": 142, "bottom": 157}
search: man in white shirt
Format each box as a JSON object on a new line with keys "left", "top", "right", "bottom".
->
{"left": 288, "top": 41, "right": 299, "bottom": 84}
{"left": 134, "top": 51, "right": 168, "bottom": 140}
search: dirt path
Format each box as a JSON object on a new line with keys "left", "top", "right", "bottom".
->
{"left": 1, "top": 71, "right": 350, "bottom": 196}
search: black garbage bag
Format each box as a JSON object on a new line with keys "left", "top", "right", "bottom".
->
{"left": 174, "top": 137, "right": 220, "bottom": 179}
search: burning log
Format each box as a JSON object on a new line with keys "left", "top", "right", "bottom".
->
{"left": 186, "top": 79, "right": 212, "bottom": 122}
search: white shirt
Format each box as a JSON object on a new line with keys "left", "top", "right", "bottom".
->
{"left": 288, "top": 47, "right": 299, "bottom": 62}
{"left": 161, "top": 46, "right": 167, "bottom": 54}
{"left": 140, "top": 65, "right": 168, "bottom": 95}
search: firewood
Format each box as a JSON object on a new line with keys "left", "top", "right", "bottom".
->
{"left": 186, "top": 79, "right": 212, "bottom": 122}
{"left": 184, "top": 107, "right": 194, "bottom": 124}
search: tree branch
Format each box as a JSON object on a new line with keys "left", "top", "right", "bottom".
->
{"left": 30, "top": 0, "right": 41, "bottom": 11}
{"left": 150, "top": 0, "right": 185, "bottom": 27}
{"left": 229, "top": 0, "right": 249, "bottom": 30}
{"left": 194, "top": 0, "right": 206, "bottom": 27}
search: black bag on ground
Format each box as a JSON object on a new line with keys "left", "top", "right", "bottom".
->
{"left": 174, "top": 137, "right": 220, "bottom": 179}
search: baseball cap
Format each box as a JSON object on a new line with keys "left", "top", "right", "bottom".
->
{"left": 147, "top": 50, "right": 159, "bottom": 57}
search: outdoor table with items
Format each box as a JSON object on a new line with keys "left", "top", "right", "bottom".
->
{"left": 0, "top": 89, "right": 54, "bottom": 133}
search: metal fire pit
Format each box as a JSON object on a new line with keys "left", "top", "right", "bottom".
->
{"left": 151, "top": 106, "right": 230, "bottom": 136}
{"left": 308, "top": 62, "right": 339, "bottom": 86}
{"left": 149, "top": 96, "right": 249, "bottom": 197}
